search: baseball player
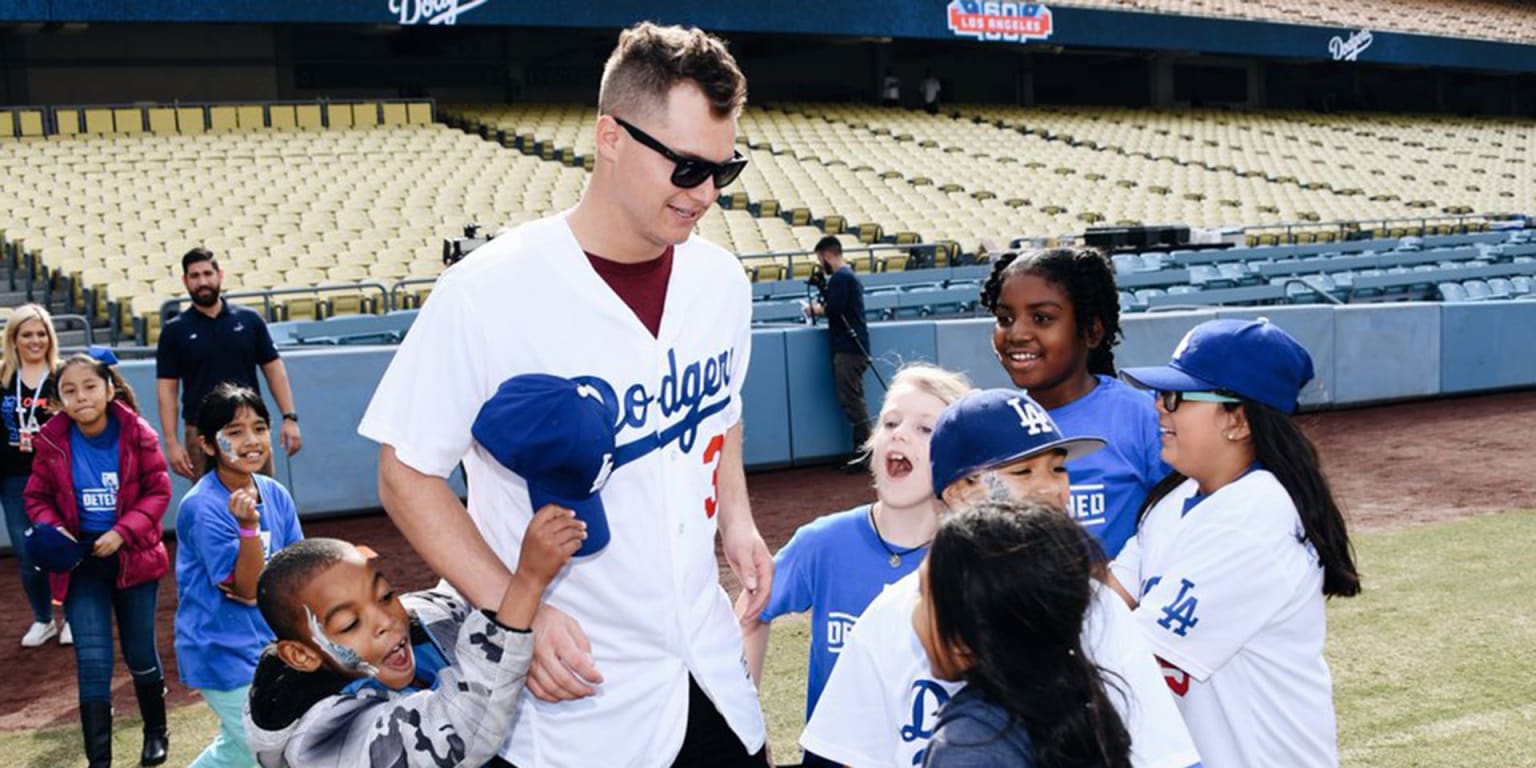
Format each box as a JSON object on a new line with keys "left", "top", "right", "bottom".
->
{"left": 359, "top": 23, "right": 771, "bottom": 767}
{"left": 1115, "top": 318, "right": 1360, "bottom": 767}
{"left": 800, "top": 389, "right": 1201, "bottom": 768}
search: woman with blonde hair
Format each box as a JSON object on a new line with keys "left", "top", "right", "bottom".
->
{"left": 1, "top": 303, "right": 69, "bottom": 647}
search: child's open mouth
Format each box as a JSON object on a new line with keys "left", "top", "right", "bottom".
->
{"left": 885, "top": 451, "right": 913, "bottom": 479}
{"left": 381, "top": 637, "right": 413, "bottom": 672}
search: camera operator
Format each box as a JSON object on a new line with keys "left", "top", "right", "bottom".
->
{"left": 805, "top": 236, "right": 872, "bottom": 472}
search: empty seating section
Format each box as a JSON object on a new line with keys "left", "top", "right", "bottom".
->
{"left": 1058, "top": 0, "right": 1536, "bottom": 45}
{"left": 0, "top": 102, "right": 585, "bottom": 343}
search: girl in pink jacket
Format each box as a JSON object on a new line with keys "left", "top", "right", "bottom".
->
{"left": 27, "top": 353, "right": 172, "bottom": 768}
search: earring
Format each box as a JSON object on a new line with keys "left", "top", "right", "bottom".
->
{"left": 1224, "top": 432, "right": 1237, "bottom": 441}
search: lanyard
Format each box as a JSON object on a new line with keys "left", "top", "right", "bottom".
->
{"left": 14, "top": 370, "right": 47, "bottom": 434}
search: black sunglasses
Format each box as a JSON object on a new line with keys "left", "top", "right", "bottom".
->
{"left": 1158, "top": 390, "right": 1242, "bottom": 413}
{"left": 612, "top": 116, "right": 748, "bottom": 190}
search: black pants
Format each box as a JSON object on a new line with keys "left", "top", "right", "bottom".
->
{"left": 495, "top": 676, "right": 766, "bottom": 767}
{"left": 833, "top": 352, "right": 872, "bottom": 452}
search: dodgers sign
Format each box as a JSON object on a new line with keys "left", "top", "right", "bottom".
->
{"left": 947, "top": 1, "right": 1055, "bottom": 43}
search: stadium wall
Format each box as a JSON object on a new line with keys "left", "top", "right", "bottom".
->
{"left": 0, "top": 298, "right": 1517, "bottom": 552}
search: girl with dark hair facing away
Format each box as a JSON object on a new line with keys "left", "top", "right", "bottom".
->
{"left": 914, "top": 500, "right": 1132, "bottom": 768}
{"left": 25, "top": 353, "right": 172, "bottom": 767}
{"left": 174, "top": 383, "right": 304, "bottom": 768}
{"left": 1115, "top": 318, "right": 1360, "bottom": 767}
{"left": 980, "top": 248, "right": 1168, "bottom": 557}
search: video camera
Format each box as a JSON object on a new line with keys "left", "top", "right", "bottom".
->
{"left": 443, "top": 224, "right": 492, "bottom": 267}
{"left": 805, "top": 262, "right": 829, "bottom": 298}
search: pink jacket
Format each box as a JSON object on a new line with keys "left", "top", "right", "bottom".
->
{"left": 25, "top": 400, "right": 172, "bottom": 592}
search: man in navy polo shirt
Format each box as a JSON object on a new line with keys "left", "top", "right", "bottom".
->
{"left": 155, "top": 247, "right": 302, "bottom": 478}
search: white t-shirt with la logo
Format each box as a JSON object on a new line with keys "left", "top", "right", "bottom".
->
{"left": 801, "top": 572, "right": 1201, "bottom": 768}
{"left": 1111, "top": 470, "right": 1337, "bottom": 768}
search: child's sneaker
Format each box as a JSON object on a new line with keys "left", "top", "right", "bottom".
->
{"left": 21, "top": 621, "right": 57, "bottom": 647}
{"left": 59, "top": 622, "right": 73, "bottom": 646}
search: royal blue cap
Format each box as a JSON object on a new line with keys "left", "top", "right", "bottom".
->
{"left": 472, "top": 374, "right": 617, "bottom": 557}
{"left": 1121, "top": 318, "right": 1314, "bottom": 414}
{"left": 25, "top": 524, "right": 85, "bottom": 574}
{"left": 930, "top": 389, "right": 1105, "bottom": 498}
{"left": 86, "top": 345, "right": 119, "bottom": 366}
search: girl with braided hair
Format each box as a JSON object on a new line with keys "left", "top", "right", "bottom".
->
{"left": 978, "top": 248, "right": 1167, "bottom": 556}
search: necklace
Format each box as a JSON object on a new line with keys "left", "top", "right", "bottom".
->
{"left": 868, "top": 506, "right": 931, "bottom": 568}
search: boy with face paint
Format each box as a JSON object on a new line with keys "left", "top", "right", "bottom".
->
{"left": 244, "top": 509, "right": 584, "bottom": 768}
{"left": 801, "top": 389, "right": 1202, "bottom": 768}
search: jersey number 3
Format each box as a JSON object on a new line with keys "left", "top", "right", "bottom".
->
{"left": 702, "top": 433, "right": 725, "bottom": 518}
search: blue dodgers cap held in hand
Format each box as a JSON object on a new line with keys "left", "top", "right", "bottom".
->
{"left": 930, "top": 388, "right": 1106, "bottom": 498}
{"left": 471, "top": 374, "right": 618, "bottom": 557}
{"left": 25, "top": 524, "right": 85, "bottom": 574}
{"left": 1121, "top": 317, "right": 1315, "bottom": 414}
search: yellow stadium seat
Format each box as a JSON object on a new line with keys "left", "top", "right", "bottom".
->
{"left": 56, "top": 109, "right": 82, "bottom": 135}
{"left": 352, "top": 103, "right": 380, "bottom": 128}
{"left": 113, "top": 108, "right": 143, "bottom": 133}
{"left": 295, "top": 104, "right": 323, "bottom": 130}
{"left": 147, "top": 108, "right": 177, "bottom": 134}
{"left": 327, "top": 103, "right": 353, "bottom": 129}
{"left": 269, "top": 105, "right": 297, "bottom": 130}
{"left": 236, "top": 105, "right": 265, "bottom": 130}
{"left": 406, "top": 102, "right": 433, "bottom": 125}
{"left": 16, "top": 110, "right": 44, "bottom": 137}
{"left": 84, "top": 109, "right": 114, "bottom": 134}
{"left": 381, "top": 103, "right": 408, "bottom": 126}
{"left": 177, "top": 107, "right": 206, "bottom": 133}
{"left": 0, "top": 111, "right": 14, "bottom": 138}
{"left": 209, "top": 106, "right": 238, "bottom": 132}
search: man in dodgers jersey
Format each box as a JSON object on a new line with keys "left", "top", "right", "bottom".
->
{"left": 801, "top": 390, "right": 1200, "bottom": 768}
{"left": 359, "top": 23, "right": 772, "bottom": 767}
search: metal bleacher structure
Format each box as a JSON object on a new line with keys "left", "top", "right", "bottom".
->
{"left": 1, "top": 97, "right": 1534, "bottom": 349}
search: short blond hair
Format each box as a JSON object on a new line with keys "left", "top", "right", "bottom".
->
{"left": 597, "top": 22, "right": 747, "bottom": 121}
{"left": 1, "top": 303, "right": 58, "bottom": 384}
{"left": 862, "top": 363, "right": 974, "bottom": 454}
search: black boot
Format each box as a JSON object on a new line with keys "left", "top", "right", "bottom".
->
{"left": 134, "top": 678, "right": 169, "bottom": 766}
{"left": 80, "top": 700, "right": 112, "bottom": 768}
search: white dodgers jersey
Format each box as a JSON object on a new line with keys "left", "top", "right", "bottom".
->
{"left": 1111, "top": 470, "right": 1337, "bottom": 768}
{"left": 802, "top": 573, "right": 1202, "bottom": 768}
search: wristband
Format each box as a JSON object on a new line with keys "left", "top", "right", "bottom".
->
{"left": 238, "top": 526, "right": 261, "bottom": 538}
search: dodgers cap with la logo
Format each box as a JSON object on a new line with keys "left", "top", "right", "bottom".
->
{"left": 1121, "top": 317, "right": 1315, "bottom": 414}
{"left": 472, "top": 373, "right": 618, "bottom": 556}
{"left": 929, "top": 388, "right": 1106, "bottom": 498}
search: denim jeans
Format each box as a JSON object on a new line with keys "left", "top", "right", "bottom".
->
{"left": 2, "top": 474, "right": 52, "bottom": 623}
{"left": 63, "top": 546, "right": 163, "bottom": 702}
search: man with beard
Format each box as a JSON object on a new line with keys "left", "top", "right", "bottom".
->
{"left": 156, "top": 247, "right": 301, "bottom": 478}
{"left": 805, "top": 235, "right": 872, "bottom": 472}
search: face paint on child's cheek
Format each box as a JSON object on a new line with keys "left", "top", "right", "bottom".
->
{"left": 306, "top": 606, "right": 380, "bottom": 677}
{"left": 979, "top": 471, "right": 1014, "bottom": 502}
{"left": 216, "top": 432, "right": 241, "bottom": 465}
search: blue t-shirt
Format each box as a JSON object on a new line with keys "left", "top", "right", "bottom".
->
{"left": 70, "top": 420, "right": 122, "bottom": 534}
{"left": 924, "top": 687, "right": 1037, "bottom": 768}
{"left": 1047, "top": 375, "right": 1171, "bottom": 557}
{"left": 174, "top": 472, "right": 304, "bottom": 691}
{"left": 759, "top": 505, "right": 926, "bottom": 720}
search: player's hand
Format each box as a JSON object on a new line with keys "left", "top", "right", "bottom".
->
{"left": 92, "top": 530, "right": 125, "bottom": 558}
{"left": 279, "top": 420, "right": 302, "bottom": 456}
{"left": 527, "top": 602, "right": 604, "bottom": 702}
{"left": 166, "top": 440, "right": 196, "bottom": 480}
{"left": 228, "top": 487, "right": 261, "bottom": 526}
{"left": 516, "top": 505, "right": 586, "bottom": 586}
{"left": 722, "top": 520, "right": 773, "bottom": 625}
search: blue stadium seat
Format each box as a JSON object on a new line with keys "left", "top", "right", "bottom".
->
{"left": 1437, "top": 282, "right": 1468, "bottom": 302}
{"left": 1511, "top": 276, "right": 1534, "bottom": 296}
{"left": 1462, "top": 280, "right": 1492, "bottom": 301}
{"left": 1118, "top": 290, "right": 1135, "bottom": 314}
{"left": 1188, "top": 265, "right": 1222, "bottom": 287}
{"left": 1112, "top": 253, "right": 1142, "bottom": 276}
{"left": 1486, "top": 278, "right": 1514, "bottom": 300}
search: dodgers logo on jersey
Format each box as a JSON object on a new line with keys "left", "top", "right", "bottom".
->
{"left": 569, "top": 344, "right": 736, "bottom": 467}
{"left": 826, "top": 611, "right": 858, "bottom": 655}
{"left": 1157, "top": 578, "right": 1201, "bottom": 637}
{"left": 946, "top": 1, "right": 1055, "bottom": 44}
{"left": 901, "top": 679, "right": 951, "bottom": 765}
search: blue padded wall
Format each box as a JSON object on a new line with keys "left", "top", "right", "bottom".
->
{"left": 740, "top": 329, "right": 792, "bottom": 468}
{"left": 1439, "top": 301, "right": 1536, "bottom": 394}
{"left": 1333, "top": 304, "right": 1442, "bottom": 404}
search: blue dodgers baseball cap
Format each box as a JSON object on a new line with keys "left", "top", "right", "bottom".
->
{"left": 930, "top": 389, "right": 1106, "bottom": 498}
{"left": 1121, "top": 317, "right": 1315, "bottom": 414}
{"left": 25, "top": 524, "right": 85, "bottom": 574}
{"left": 471, "top": 374, "right": 618, "bottom": 557}
{"left": 86, "top": 345, "right": 119, "bottom": 366}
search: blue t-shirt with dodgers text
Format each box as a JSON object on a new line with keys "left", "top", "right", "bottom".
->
{"left": 70, "top": 419, "right": 122, "bottom": 534}
{"left": 759, "top": 504, "right": 926, "bottom": 721}
{"left": 1047, "top": 375, "right": 1171, "bottom": 557}
{"left": 174, "top": 472, "right": 304, "bottom": 691}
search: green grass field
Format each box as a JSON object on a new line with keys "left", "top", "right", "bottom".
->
{"left": 5, "top": 508, "right": 1534, "bottom": 767}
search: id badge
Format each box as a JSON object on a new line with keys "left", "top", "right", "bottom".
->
{"left": 18, "top": 431, "right": 32, "bottom": 453}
